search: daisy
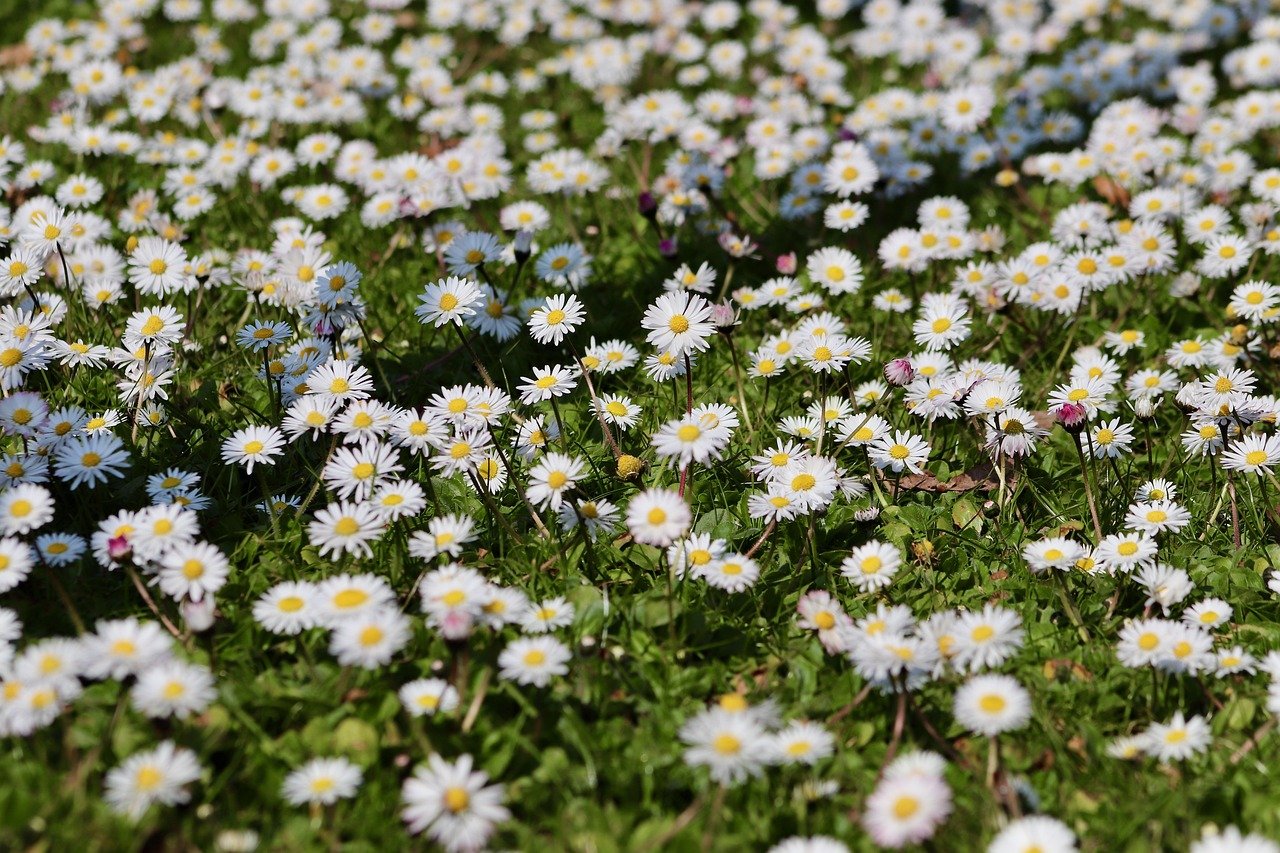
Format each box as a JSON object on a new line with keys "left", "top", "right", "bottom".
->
{"left": 862, "top": 772, "right": 952, "bottom": 849}
{"left": 517, "top": 364, "right": 578, "bottom": 405}
{"left": 953, "top": 674, "right": 1032, "bottom": 736}
{"left": 1124, "top": 501, "right": 1191, "bottom": 535}
{"left": 308, "top": 502, "right": 385, "bottom": 558}
{"left": 527, "top": 293, "right": 585, "bottom": 346}
{"left": 497, "top": 636, "right": 570, "bottom": 687}
{"left": 0, "top": 537, "right": 35, "bottom": 592}
{"left": 220, "top": 426, "right": 285, "bottom": 474}
{"left": 330, "top": 609, "right": 412, "bottom": 669}
{"left": 399, "top": 678, "right": 461, "bottom": 718}
{"left": 988, "top": 816, "right": 1078, "bottom": 853}
{"left": 83, "top": 617, "right": 174, "bottom": 680}
{"left": 841, "top": 540, "right": 902, "bottom": 591}
{"left": 768, "top": 721, "right": 835, "bottom": 766}
{"left": 952, "top": 605, "right": 1024, "bottom": 672}
{"left": 1095, "top": 532, "right": 1158, "bottom": 574}
{"left": 679, "top": 707, "right": 771, "bottom": 785}
{"left": 700, "top": 553, "right": 760, "bottom": 593}
{"left": 130, "top": 660, "right": 217, "bottom": 719}
{"left": 313, "top": 576, "right": 396, "bottom": 629}
{"left": 626, "top": 489, "right": 691, "bottom": 546}
{"left": 282, "top": 757, "right": 363, "bottom": 807}
{"left": 1221, "top": 433, "right": 1280, "bottom": 474}
{"left": 253, "top": 581, "right": 319, "bottom": 635}
{"left": 104, "top": 741, "right": 202, "bottom": 820}
{"left": 400, "top": 754, "right": 510, "bottom": 851}
{"left": 641, "top": 291, "right": 715, "bottom": 356}
{"left": 520, "top": 597, "right": 575, "bottom": 633}
{"left": 0, "top": 484, "right": 55, "bottom": 535}
{"left": 306, "top": 360, "right": 375, "bottom": 403}
{"left": 525, "top": 453, "right": 586, "bottom": 510}
{"left": 869, "top": 431, "right": 931, "bottom": 475}
{"left": 156, "top": 542, "right": 230, "bottom": 603}
{"left": 1143, "top": 712, "right": 1211, "bottom": 761}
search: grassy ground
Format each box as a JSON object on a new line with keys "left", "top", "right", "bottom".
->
{"left": 1, "top": 3, "right": 1279, "bottom": 852}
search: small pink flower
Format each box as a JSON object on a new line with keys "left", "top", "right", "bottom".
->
{"left": 776, "top": 252, "right": 797, "bottom": 274}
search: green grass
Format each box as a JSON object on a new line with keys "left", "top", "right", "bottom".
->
{"left": 1, "top": 3, "right": 1279, "bottom": 852}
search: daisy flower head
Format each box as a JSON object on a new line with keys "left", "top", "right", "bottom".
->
{"left": 520, "top": 596, "right": 575, "bottom": 633}
{"left": 220, "top": 425, "right": 285, "bottom": 475}
{"left": 679, "top": 707, "right": 771, "bottom": 785}
{"left": 841, "top": 540, "right": 903, "bottom": 591}
{"left": 329, "top": 609, "right": 412, "bottom": 669}
{"left": 1221, "top": 433, "right": 1280, "bottom": 475}
{"left": 104, "top": 741, "right": 202, "bottom": 820}
{"left": 282, "top": 757, "right": 362, "bottom": 807}
{"left": 526, "top": 452, "right": 586, "bottom": 510}
{"left": 253, "top": 581, "right": 319, "bottom": 635}
{"left": 315, "top": 573, "right": 395, "bottom": 626}
{"left": 308, "top": 501, "right": 385, "bottom": 559}
{"left": 869, "top": 430, "right": 931, "bottom": 475}
{"left": 497, "top": 635, "right": 570, "bottom": 687}
{"left": 953, "top": 674, "right": 1032, "bottom": 736}
{"left": 400, "top": 754, "right": 510, "bottom": 851}
{"left": 1142, "top": 711, "right": 1210, "bottom": 762}
{"left": 626, "top": 488, "right": 691, "bottom": 546}
{"left": 641, "top": 291, "right": 715, "bottom": 357}
{"left": 416, "top": 276, "right": 483, "bottom": 328}
{"left": 399, "top": 678, "right": 461, "bottom": 718}
{"left": 527, "top": 293, "right": 585, "bottom": 346}
{"left": 768, "top": 720, "right": 835, "bottom": 766}
{"left": 700, "top": 552, "right": 761, "bottom": 593}
{"left": 988, "top": 816, "right": 1078, "bottom": 853}
{"left": 130, "top": 660, "right": 217, "bottom": 720}
{"left": 0, "top": 484, "right": 55, "bottom": 535}
{"left": 862, "top": 770, "right": 952, "bottom": 849}
{"left": 1095, "top": 531, "right": 1158, "bottom": 574}
{"left": 1189, "top": 826, "right": 1280, "bottom": 853}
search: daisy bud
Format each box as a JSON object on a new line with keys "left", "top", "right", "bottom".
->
{"left": 1134, "top": 396, "right": 1159, "bottom": 420}
{"left": 107, "top": 534, "right": 132, "bottom": 562}
{"left": 776, "top": 252, "right": 797, "bottom": 274}
{"left": 884, "top": 357, "right": 915, "bottom": 386}
{"left": 182, "top": 597, "right": 217, "bottom": 633}
{"left": 711, "top": 301, "right": 738, "bottom": 332}
{"left": 637, "top": 192, "right": 658, "bottom": 220}
{"left": 659, "top": 238, "right": 678, "bottom": 259}
{"left": 438, "top": 610, "right": 475, "bottom": 641}
{"left": 1053, "top": 402, "right": 1088, "bottom": 433}
{"left": 854, "top": 507, "right": 880, "bottom": 522}
{"left": 513, "top": 229, "right": 533, "bottom": 262}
